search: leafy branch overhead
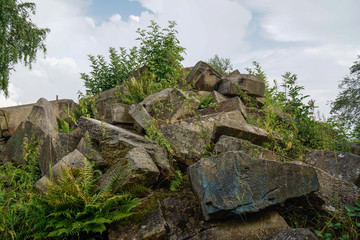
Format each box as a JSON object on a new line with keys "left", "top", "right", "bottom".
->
{"left": 0, "top": 0, "right": 50, "bottom": 97}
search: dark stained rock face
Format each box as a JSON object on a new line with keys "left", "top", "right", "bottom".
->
{"left": 189, "top": 151, "right": 320, "bottom": 221}
{"left": 305, "top": 150, "right": 360, "bottom": 186}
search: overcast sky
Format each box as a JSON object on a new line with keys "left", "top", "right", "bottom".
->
{"left": 1, "top": 0, "right": 359, "bottom": 118}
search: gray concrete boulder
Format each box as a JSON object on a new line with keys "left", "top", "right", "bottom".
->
{"left": 294, "top": 161, "right": 360, "bottom": 212}
{"left": 76, "top": 137, "right": 105, "bottom": 165}
{"left": 147, "top": 88, "right": 200, "bottom": 123}
{"left": 210, "top": 90, "right": 229, "bottom": 103}
{"left": 51, "top": 149, "right": 86, "bottom": 181}
{"left": 34, "top": 175, "right": 50, "bottom": 192}
{"left": 218, "top": 70, "right": 265, "bottom": 97}
{"left": 99, "top": 134, "right": 170, "bottom": 176}
{"left": 305, "top": 150, "right": 360, "bottom": 186}
{"left": 0, "top": 99, "right": 76, "bottom": 138}
{"left": 186, "top": 61, "right": 222, "bottom": 91}
{"left": 95, "top": 86, "right": 134, "bottom": 125}
{"left": 189, "top": 151, "right": 319, "bottom": 221}
{"left": 271, "top": 228, "right": 319, "bottom": 240}
{"left": 197, "top": 96, "right": 247, "bottom": 119}
{"left": 212, "top": 118, "right": 278, "bottom": 145}
{"left": 349, "top": 142, "right": 360, "bottom": 156}
{"left": 98, "top": 147, "right": 160, "bottom": 192}
{"left": 78, "top": 117, "right": 148, "bottom": 143}
{"left": 78, "top": 117, "right": 171, "bottom": 175}
{"left": 59, "top": 127, "right": 83, "bottom": 154}
{"left": 0, "top": 98, "right": 65, "bottom": 176}
{"left": 214, "top": 135, "right": 280, "bottom": 161}
{"left": 190, "top": 210, "right": 290, "bottom": 240}
{"left": 159, "top": 123, "right": 210, "bottom": 167}
{"left": 159, "top": 109, "right": 247, "bottom": 167}
{"left": 108, "top": 202, "right": 167, "bottom": 240}
{"left": 128, "top": 104, "right": 155, "bottom": 131}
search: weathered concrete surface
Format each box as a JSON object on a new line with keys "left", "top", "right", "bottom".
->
{"left": 76, "top": 137, "right": 105, "bottom": 165}
{"left": 197, "top": 96, "right": 247, "bottom": 119}
{"left": 99, "top": 134, "right": 170, "bottom": 177}
{"left": 78, "top": 117, "right": 148, "bottom": 142}
{"left": 190, "top": 210, "right": 290, "bottom": 240}
{"left": 159, "top": 123, "right": 210, "bottom": 167}
{"left": 51, "top": 149, "right": 86, "bottom": 180}
{"left": 271, "top": 228, "right": 319, "bottom": 240}
{"left": 0, "top": 98, "right": 65, "bottom": 176}
{"left": 218, "top": 70, "right": 265, "bottom": 97}
{"left": 189, "top": 151, "right": 319, "bottom": 221}
{"left": 210, "top": 90, "right": 229, "bottom": 103}
{"left": 213, "top": 135, "right": 280, "bottom": 161}
{"left": 0, "top": 99, "right": 76, "bottom": 138}
{"left": 59, "top": 127, "right": 82, "bottom": 154}
{"left": 108, "top": 202, "right": 167, "bottom": 240}
{"left": 147, "top": 88, "right": 200, "bottom": 123}
{"left": 95, "top": 86, "right": 134, "bottom": 125}
{"left": 128, "top": 104, "right": 155, "bottom": 131}
{"left": 80, "top": 117, "right": 173, "bottom": 176}
{"left": 212, "top": 118, "right": 277, "bottom": 145}
{"left": 98, "top": 147, "right": 160, "bottom": 192}
{"left": 305, "top": 150, "right": 360, "bottom": 186}
{"left": 186, "top": 61, "right": 223, "bottom": 91}
{"left": 349, "top": 142, "right": 360, "bottom": 156}
{"left": 294, "top": 161, "right": 360, "bottom": 212}
{"left": 34, "top": 175, "right": 51, "bottom": 193}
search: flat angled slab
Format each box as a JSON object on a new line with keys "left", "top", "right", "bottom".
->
{"left": 189, "top": 151, "right": 319, "bottom": 221}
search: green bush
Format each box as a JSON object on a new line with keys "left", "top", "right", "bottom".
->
{"left": 32, "top": 159, "right": 139, "bottom": 239}
{"left": 82, "top": 20, "right": 186, "bottom": 99}
{"left": 206, "top": 54, "right": 233, "bottom": 75}
{"left": 245, "top": 62, "right": 349, "bottom": 159}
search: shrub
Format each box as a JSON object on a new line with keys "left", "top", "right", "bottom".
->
{"left": 32, "top": 159, "right": 139, "bottom": 239}
{"left": 206, "top": 54, "right": 233, "bottom": 75}
{"left": 82, "top": 20, "right": 186, "bottom": 100}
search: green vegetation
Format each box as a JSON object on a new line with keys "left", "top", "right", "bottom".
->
{"left": 0, "top": 136, "right": 41, "bottom": 239}
{"left": 82, "top": 20, "right": 186, "bottom": 102}
{"left": 315, "top": 201, "right": 360, "bottom": 239}
{"left": 0, "top": 0, "right": 50, "bottom": 97}
{"left": 331, "top": 55, "right": 360, "bottom": 142}
{"left": 33, "top": 159, "right": 139, "bottom": 239}
{"left": 170, "top": 170, "right": 183, "bottom": 191}
{"left": 244, "top": 61, "right": 349, "bottom": 159}
{"left": 206, "top": 54, "right": 233, "bottom": 75}
{"left": 0, "top": 136, "right": 139, "bottom": 239}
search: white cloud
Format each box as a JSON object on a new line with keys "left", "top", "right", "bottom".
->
{"left": 2, "top": 0, "right": 359, "bottom": 119}
{"left": 0, "top": 84, "right": 21, "bottom": 108}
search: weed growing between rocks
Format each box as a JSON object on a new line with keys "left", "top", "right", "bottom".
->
{"left": 0, "top": 136, "right": 41, "bottom": 239}
{"left": 244, "top": 62, "right": 351, "bottom": 160}
{"left": 0, "top": 135, "right": 140, "bottom": 239}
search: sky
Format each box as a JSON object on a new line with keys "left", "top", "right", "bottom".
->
{"left": 1, "top": 0, "right": 359, "bottom": 118}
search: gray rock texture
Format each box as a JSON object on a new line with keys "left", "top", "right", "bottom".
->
{"left": 189, "top": 151, "right": 319, "bottom": 220}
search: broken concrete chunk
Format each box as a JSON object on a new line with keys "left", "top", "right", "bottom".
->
{"left": 51, "top": 149, "right": 86, "bottom": 180}
{"left": 218, "top": 70, "right": 265, "bottom": 97}
{"left": 128, "top": 104, "right": 155, "bottom": 131}
{"left": 76, "top": 137, "right": 105, "bottom": 165}
{"left": 147, "top": 88, "right": 201, "bottom": 123}
{"left": 212, "top": 119, "right": 276, "bottom": 145}
{"left": 98, "top": 147, "right": 160, "bottom": 192}
{"left": 210, "top": 90, "right": 229, "bottom": 103}
{"left": 186, "top": 61, "right": 223, "bottom": 91}
{"left": 213, "top": 135, "right": 279, "bottom": 161}
{"left": 189, "top": 151, "right": 319, "bottom": 221}
{"left": 305, "top": 150, "right": 360, "bottom": 186}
